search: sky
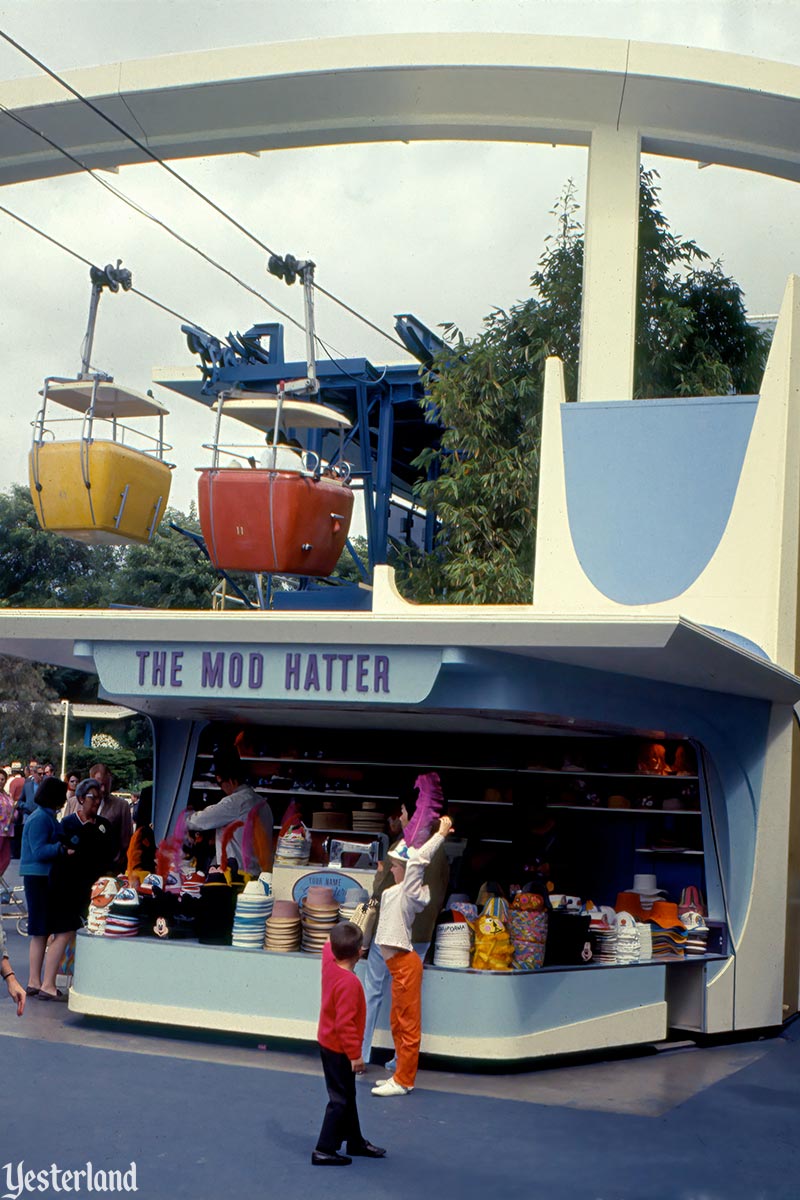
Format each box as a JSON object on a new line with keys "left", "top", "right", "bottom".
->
{"left": 0, "top": 0, "right": 798, "bottom": 515}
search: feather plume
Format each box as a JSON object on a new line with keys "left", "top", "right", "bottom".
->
{"left": 156, "top": 809, "right": 189, "bottom": 881}
{"left": 219, "top": 819, "right": 244, "bottom": 871}
{"left": 404, "top": 772, "right": 444, "bottom": 849}
{"left": 279, "top": 800, "right": 304, "bottom": 837}
{"left": 241, "top": 800, "right": 274, "bottom": 872}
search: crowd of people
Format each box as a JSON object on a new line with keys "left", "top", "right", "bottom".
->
{"left": 0, "top": 746, "right": 455, "bottom": 1170}
{"left": 0, "top": 758, "right": 153, "bottom": 1007}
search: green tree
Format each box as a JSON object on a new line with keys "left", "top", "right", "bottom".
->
{"left": 403, "top": 170, "right": 771, "bottom": 604}
{"left": 0, "top": 485, "right": 118, "bottom": 608}
{"left": 108, "top": 503, "right": 219, "bottom": 610}
{"left": 65, "top": 743, "right": 139, "bottom": 790}
{"left": 0, "top": 486, "right": 220, "bottom": 612}
{"left": 0, "top": 654, "right": 61, "bottom": 762}
{"left": 334, "top": 535, "right": 371, "bottom": 584}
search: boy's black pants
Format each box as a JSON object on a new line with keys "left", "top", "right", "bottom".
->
{"left": 317, "top": 1045, "right": 366, "bottom": 1154}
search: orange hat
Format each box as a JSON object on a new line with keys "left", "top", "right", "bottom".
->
{"left": 648, "top": 900, "right": 682, "bottom": 928}
{"left": 615, "top": 892, "right": 646, "bottom": 920}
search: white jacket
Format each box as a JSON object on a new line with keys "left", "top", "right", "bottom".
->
{"left": 376, "top": 832, "right": 444, "bottom": 958}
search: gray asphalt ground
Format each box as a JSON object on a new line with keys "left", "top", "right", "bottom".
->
{"left": 2, "top": 881, "right": 798, "bottom": 1200}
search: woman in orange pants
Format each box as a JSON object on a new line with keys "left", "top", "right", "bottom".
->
{"left": 371, "top": 815, "right": 453, "bottom": 1097}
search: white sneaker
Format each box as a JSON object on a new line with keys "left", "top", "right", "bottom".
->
{"left": 371, "top": 1077, "right": 411, "bottom": 1097}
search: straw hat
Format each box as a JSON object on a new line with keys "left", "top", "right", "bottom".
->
{"left": 243, "top": 881, "right": 268, "bottom": 898}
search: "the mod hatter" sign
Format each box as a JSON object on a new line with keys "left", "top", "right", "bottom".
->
{"left": 87, "top": 642, "right": 443, "bottom": 705}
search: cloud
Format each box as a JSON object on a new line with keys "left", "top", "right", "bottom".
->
{"left": 0, "top": 0, "right": 798, "bottom": 519}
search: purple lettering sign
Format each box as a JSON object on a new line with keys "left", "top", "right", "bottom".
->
{"left": 285, "top": 653, "right": 301, "bottom": 690}
{"left": 248, "top": 653, "right": 264, "bottom": 689}
{"left": 136, "top": 649, "right": 150, "bottom": 686}
{"left": 170, "top": 651, "right": 184, "bottom": 688}
{"left": 98, "top": 643, "right": 437, "bottom": 705}
{"left": 201, "top": 651, "right": 224, "bottom": 688}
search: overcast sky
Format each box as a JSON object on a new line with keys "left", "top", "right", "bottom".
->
{"left": 0, "top": 0, "right": 798, "bottom": 514}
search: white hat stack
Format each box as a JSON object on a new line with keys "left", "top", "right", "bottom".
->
{"left": 86, "top": 877, "right": 119, "bottom": 936}
{"left": 339, "top": 887, "right": 369, "bottom": 922}
{"left": 631, "top": 874, "right": 667, "bottom": 912}
{"left": 681, "top": 910, "right": 709, "bottom": 955}
{"left": 232, "top": 881, "right": 273, "bottom": 949}
{"left": 433, "top": 921, "right": 471, "bottom": 969}
{"left": 103, "top": 888, "right": 141, "bottom": 939}
{"left": 274, "top": 827, "right": 311, "bottom": 866}
{"left": 636, "top": 922, "right": 654, "bottom": 961}
{"left": 589, "top": 908, "right": 617, "bottom": 963}
{"left": 614, "top": 912, "right": 641, "bottom": 964}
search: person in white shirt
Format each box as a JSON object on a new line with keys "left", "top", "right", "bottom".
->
{"left": 371, "top": 815, "right": 453, "bottom": 1098}
{"left": 185, "top": 751, "right": 273, "bottom": 878}
{"left": 259, "top": 431, "right": 306, "bottom": 472}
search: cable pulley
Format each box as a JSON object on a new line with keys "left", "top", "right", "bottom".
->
{"left": 268, "top": 253, "right": 315, "bottom": 287}
{"left": 90, "top": 260, "right": 133, "bottom": 294}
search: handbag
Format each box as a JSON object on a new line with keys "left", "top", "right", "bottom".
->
{"left": 349, "top": 898, "right": 380, "bottom": 948}
{"left": 678, "top": 885, "right": 706, "bottom": 917}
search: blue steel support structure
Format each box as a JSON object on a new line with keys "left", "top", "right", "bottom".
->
{"left": 374, "top": 391, "right": 394, "bottom": 566}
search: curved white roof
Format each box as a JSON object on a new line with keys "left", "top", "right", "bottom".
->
{"left": 213, "top": 393, "right": 352, "bottom": 431}
{"left": 44, "top": 380, "right": 169, "bottom": 418}
{"left": 1, "top": 34, "right": 799, "bottom": 184}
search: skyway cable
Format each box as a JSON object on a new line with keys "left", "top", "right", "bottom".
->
{"left": 0, "top": 200, "right": 215, "bottom": 334}
{"left": 0, "top": 27, "right": 410, "bottom": 354}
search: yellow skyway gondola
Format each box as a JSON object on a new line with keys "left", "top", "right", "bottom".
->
{"left": 29, "top": 378, "right": 173, "bottom": 546}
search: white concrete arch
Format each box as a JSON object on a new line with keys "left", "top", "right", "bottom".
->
{"left": 1, "top": 34, "right": 799, "bottom": 186}
{"left": 2, "top": 33, "right": 799, "bottom": 399}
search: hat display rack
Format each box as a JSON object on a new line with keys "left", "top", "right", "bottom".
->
{"left": 300, "top": 886, "right": 340, "bottom": 953}
{"left": 157, "top": 723, "right": 719, "bottom": 974}
{"left": 264, "top": 899, "right": 302, "bottom": 952}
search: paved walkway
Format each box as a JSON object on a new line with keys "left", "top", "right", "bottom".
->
{"left": 2, "top": 918, "right": 798, "bottom": 1198}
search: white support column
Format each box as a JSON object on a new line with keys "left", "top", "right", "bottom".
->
{"left": 578, "top": 126, "right": 642, "bottom": 402}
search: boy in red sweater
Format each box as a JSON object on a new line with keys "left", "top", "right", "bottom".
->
{"left": 314, "top": 922, "right": 386, "bottom": 1166}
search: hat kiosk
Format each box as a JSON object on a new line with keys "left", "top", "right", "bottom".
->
{"left": 4, "top": 32, "right": 800, "bottom": 1065}
{"left": 40, "top": 299, "right": 800, "bottom": 1061}
{"left": 29, "top": 262, "right": 173, "bottom": 546}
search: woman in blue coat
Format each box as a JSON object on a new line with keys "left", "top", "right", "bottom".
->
{"left": 20, "top": 776, "right": 74, "bottom": 1001}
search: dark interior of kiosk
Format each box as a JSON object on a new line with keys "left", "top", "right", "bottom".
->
{"left": 187, "top": 721, "right": 725, "bottom": 967}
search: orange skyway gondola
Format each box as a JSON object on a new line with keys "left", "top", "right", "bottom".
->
{"left": 196, "top": 390, "right": 354, "bottom": 576}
